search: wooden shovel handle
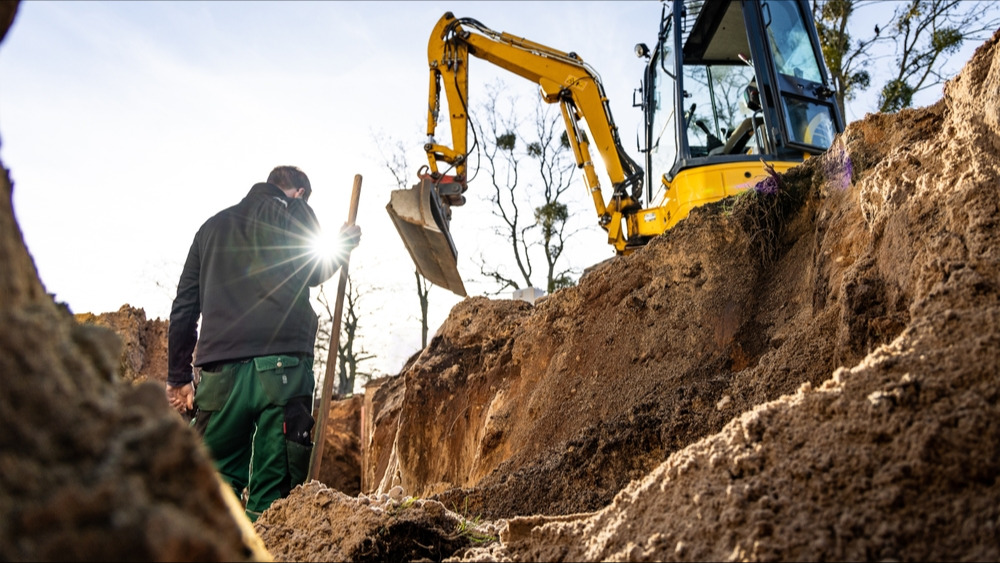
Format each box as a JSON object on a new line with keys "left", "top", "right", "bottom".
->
{"left": 308, "top": 174, "right": 362, "bottom": 483}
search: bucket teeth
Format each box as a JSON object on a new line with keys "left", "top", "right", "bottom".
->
{"left": 386, "top": 177, "right": 467, "bottom": 297}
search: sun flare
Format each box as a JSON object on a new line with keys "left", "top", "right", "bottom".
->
{"left": 309, "top": 231, "right": 343, "bottom": 261}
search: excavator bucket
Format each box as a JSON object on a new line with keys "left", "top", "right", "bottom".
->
{"left": 386, "top": 177, "right": 467, "bottom": 297}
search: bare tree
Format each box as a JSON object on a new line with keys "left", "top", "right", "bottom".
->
{"left": 334, "top": 277, "right": 375, "bottom": 395}
{"left": 525, "top": 101, "right": 579, "bottom": 292}
{"left": 814, "top": 0, "right": 999, "bottom": 114}
{"left": 313, "top": 285, "right": 335, "bottom": 403}
{"left": 313, "top": 280, "right": 375, "bottom": 398}
{"left": 471, "top": 79, "right": 582, "bottom": 295}
{"left": 473, "top": 80, "right": 530, "bottom": 293}
{"left": 371, "top": 129, "right": 433, "bottom": 348}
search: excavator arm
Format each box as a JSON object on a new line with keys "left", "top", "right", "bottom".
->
{"left": 387, "top": 12, "right": 643, "bottom": 296}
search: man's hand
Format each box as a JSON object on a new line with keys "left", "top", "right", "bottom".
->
{"left": 166, "top": 382, "right": 195, "bottom": 415}
{"left": 339, "top": 223, "right": 361, "bottom": 252}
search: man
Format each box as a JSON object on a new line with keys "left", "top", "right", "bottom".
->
{"left": 166, "top": 165, "right": 361, "bottom": 522}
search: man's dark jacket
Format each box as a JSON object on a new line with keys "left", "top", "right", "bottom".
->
{"left": 167, "top": 182, "right": 336, "bottom": 386}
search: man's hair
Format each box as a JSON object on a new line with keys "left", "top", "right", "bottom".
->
{"left": 267, "top": 166, "right": 312, "bottom": 201}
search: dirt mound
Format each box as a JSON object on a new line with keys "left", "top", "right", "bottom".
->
{"left": 76, "top": 305, "right": 168, "bottom": 385}
{"left": 257, "top": 481, "right": 497, "bottom": 562}
{"left": 259, "top": 28, "right": 1000, "bottom": 562}
{"left": 0, "top": 152, "right": 268, "bottom": 562}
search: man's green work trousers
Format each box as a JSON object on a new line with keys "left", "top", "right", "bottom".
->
{"left": 191, "top": 354, "right": 315, "bottom": 523}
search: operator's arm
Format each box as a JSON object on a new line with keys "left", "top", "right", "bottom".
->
{"left": 167, "top": 235, "right": 202, "bottom": 389}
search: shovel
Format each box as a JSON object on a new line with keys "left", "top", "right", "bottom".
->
{"left": 308, "top": 174, "right": 361, "bottom": 483}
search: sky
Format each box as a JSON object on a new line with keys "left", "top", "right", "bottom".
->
{"left": 0, "top": 0, "right": 989, "bottom": 381}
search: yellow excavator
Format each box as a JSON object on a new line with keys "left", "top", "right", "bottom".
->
{"left": 387, "top": 0, "right": 844, "bottom": 297}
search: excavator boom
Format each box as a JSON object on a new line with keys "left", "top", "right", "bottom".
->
{"left": 386, "top": 12, "right": 642, "bottom": 297}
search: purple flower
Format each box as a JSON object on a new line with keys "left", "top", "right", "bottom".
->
{"left": 755, "top": 175, "right": 780, "bottom": 195}
{"left": 823, "top": 145, "right": 852, "bottom": 191}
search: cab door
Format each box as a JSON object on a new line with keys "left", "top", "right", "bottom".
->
{"left": 744, "top": 0, "right": 844, "bottom": 152}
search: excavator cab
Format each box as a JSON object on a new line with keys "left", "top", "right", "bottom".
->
{"left": 634, "top": 0, "right": 843, "bottom": 235}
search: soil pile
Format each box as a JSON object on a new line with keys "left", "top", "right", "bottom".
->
{"left": 76, "top": 305, "right": 168, "bottom": 385}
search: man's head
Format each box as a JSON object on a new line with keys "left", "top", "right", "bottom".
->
{"left": 268, "top": 165, "right": 312, "bottom": 201}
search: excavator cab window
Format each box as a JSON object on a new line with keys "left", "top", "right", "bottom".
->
{"left": 671, "top": 0, "right": 770, "bottom": 165}
{"left": 757, "top": 0, "right": 841, "bottom": 150}
{"left": 683, "top": 63, "right": 759, "bottom": 158}
{"left": 645, "top": 15, "right": 678, "bottom": 200}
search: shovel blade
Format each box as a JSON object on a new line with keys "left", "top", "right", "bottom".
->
{"left": 386, "top": 178, "right": 467, "bottom": 297}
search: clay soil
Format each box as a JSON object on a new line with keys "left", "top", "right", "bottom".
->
{"left": 2, "top": 0, "right": 999, "bottom": 559}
